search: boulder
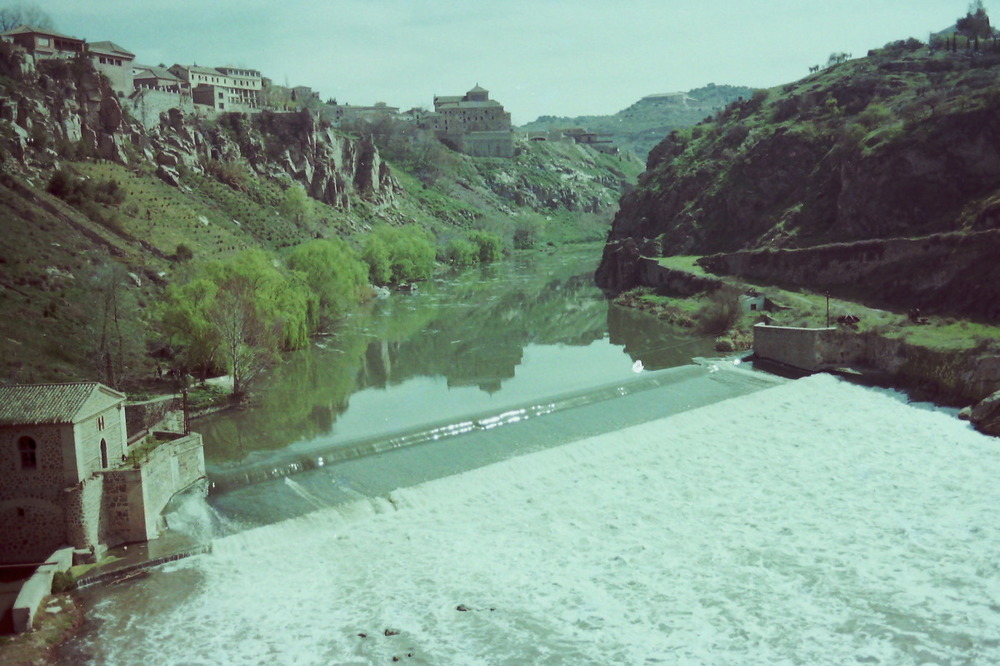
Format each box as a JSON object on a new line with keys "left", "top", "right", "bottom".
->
{"left": 156, "top": 165, "right": 180, "bottom": 188}
{"left": 99, "top": 95, "right": 123, "bottom": 133}
{"left": 970, "top": 390, "right": 1000, "bottom": 437}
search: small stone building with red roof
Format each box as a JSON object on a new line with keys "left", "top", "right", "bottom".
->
{"left": 0, "top": 383, "right": 204, "bottom": 565}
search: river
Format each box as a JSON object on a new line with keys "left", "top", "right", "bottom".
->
{"left": 58, "top": 245, "right": 778, "bottom": 663}
{"left": 57, "top": 245, "right": 1000, "bottom": 665}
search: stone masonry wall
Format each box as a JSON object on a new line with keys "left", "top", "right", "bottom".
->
{"left": 753, "top": 324, "right": 838, "bottom": 372}
{"left": 126, "top": 89, "right": 194, "bottom": 130}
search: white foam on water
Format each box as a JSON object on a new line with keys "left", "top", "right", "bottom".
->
{"left": 84, "top": 375, "right": 1000, "bottom": 665}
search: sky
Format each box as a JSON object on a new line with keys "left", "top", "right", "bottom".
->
{"left": 33, "top": 0, "right": 1000, "bottom": 124}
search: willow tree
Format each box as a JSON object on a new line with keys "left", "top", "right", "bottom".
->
{"left": 287, "top": 238, "right": 368, "bottom": 320}
{"left": 159, "top": 249, "right": 315, "bottom": 395}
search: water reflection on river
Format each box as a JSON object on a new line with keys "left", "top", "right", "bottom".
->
{"left": 197, "top": 245, "right": 716, "bottom": 472}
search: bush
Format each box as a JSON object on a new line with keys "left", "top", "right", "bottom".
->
{"left": 696, "top": 289, "right": 740, "bottom": 334}
{"left": 361, "top": 226, "right": 436, "bottom": 285}
{"left": 513, "top": 218, "right": 541, "bottom": 249}
{"left": 467, "top": 230, "right": 503, "bottom": 264}
{"left": 442, "top": 238, "right": 478, "bottom": 266}
{"left": 51, "top": 570, "right": 76, "bottom": 593}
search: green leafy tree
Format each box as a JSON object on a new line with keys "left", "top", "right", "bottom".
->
{"left": 442, "top": 238, "right": 478, "bottom": 266}
{"left": 287, "top": 238, "right": 368, "bottom": 318}
{"left": 467, "top": 230, "right": 503, "bottom": 264}
{"left": 280, "top": 184, "right": 312, "bottom": 225}
{"left": 159, "top": 249, "right": 316, "bottom": 394}
{"left": 361, "top": 226, "right": 435, "bottom": 285}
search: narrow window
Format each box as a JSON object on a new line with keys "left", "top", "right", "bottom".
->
{"left": 100, "top": 439, "right": 108, "bottom": 469}
{"left": 18, "top": 436, "right": 37, "bottom": 469}
{"left": 98, "top": 415, "right": 105, "bottom": 430}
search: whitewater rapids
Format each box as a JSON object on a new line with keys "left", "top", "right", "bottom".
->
{"left": 81, "top": 374, "right": 1000, "bottom": 665}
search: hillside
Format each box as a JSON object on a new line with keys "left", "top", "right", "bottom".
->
{"left": 0, "top": 46, "right": 642, "bottom": 386}
{"left": 596, "top": 40, "right": 1000, "bottom": 321}
{"left": 520, "top": 83, "right": 756, "bottom": 159}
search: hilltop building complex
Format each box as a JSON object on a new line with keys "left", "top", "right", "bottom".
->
{"left": 417, "top": 85, "right": 514, "bottom": 157}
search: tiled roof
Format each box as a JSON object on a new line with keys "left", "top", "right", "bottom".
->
{"left": 134, "top": 65, "right": 181, "bottom": 81}
{"left": 0, "top": 382, "right": 125, "bottom": 426}
{"left": 88, "top": 41, "right": 135, "bottom": 58}
{"left": 0, "top": 24, "right": 84, "bottom": 42}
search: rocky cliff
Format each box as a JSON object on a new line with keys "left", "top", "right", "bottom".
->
{"left": 0, "top": 45, "right": 396, "bottom": 209}
{"left": 596, "top": 42, "right": 1000, "bottom": 303}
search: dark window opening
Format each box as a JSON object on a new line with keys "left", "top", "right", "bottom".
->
{"left": 100, "top": 439, "right": 108, "bottom": 469}
{"left": 18, "top": 436, "right": 37, "bottom": 469}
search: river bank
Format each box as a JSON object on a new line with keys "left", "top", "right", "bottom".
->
{"left": 611, "top": 255, "right": 1000, "bottom": 413}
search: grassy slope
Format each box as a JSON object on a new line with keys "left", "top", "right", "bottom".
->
{"left": 0, "top": 132, "right": 641, "bottom": 385}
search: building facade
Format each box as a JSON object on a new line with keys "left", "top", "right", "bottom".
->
{"left": 169, "top": 64, "right": 262, "bottom": 112}
{"left": 86, "top": 41, "right": 135, "bottom": 97}
{"left": 420, "top": 85, "right": 514, "bottom": 158}
{"left": 0, "top": 25, "right": 85, "bottom": 60}
{"left": 0, "top": 383, "right": 205, "bottom": 565}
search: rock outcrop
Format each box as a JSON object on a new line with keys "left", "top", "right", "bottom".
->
{"left": 596, "top": 46, "right": 1000, "bottom": 302}
{"left": 0, "top": 45, "right": 396, "bottom": 209}
{"left": 970, "top": 390, "right": 1000, "bottom": 437}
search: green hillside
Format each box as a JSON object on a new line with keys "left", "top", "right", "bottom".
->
{"left": 520, "top": 83, "right": 757, "bottom": 159}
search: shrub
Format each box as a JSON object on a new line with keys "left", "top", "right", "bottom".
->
{"left": 467, "top": 230, "right": 503, "bottom": 264}
{"left": 696, "top": 289, "right": 741, "bottom": 334}
{"left": 51, "top": 570, "right": 76, "bottom": 593}
{"left": 361, "top": 226, "right": 435, "bottom": 285}
{"left": 442, "top": 238, "right": 478, "bottom": 266}
{"left": 513, "top": 218, "right": 542, "bottom": 249}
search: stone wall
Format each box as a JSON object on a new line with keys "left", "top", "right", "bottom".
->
{"left": 699, "top": 230, "right": 1000, "bottom": 322}
{"left": 125, "top": 396, "right": 182, "bottom": 443}
{"left": 754, "top": 324, "right": 1000, "bottom": 405}
{"left": 126, "top": 89, "right": 194, "bottom": 130}
{"left": 636, "top": 258, "right": 727, "bottom": 296}
{"left": 457, "top": 131, "right": 514, "bottom": 158}
{"left": 753, "top": 324, "right": 838, "bottom": 372}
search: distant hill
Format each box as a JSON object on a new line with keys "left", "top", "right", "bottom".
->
{"left": 595, "top": 40, "right": 1000, "bottom": 321}
{"left": 519, "top": 84, "right": 757, "bottom": 160}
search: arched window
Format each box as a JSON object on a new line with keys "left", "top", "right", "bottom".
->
{"left": 18, "top": 436, "right": 37, "bottom": 470}
{"left": 100, "top": 439, "right": 108, "bottom": 469}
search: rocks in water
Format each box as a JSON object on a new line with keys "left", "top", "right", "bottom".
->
{"left": 970, "top": 390, "right": 1000, "bottom": 437}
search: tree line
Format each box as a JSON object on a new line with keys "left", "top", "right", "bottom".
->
{"left": 158, "top": 226, "right": 504, "bottom": 396}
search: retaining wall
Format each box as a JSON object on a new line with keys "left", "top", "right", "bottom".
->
{"left": 753, "top": 324, "right": 838, "bottom": 372}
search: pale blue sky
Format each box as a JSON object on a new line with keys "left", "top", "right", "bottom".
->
{"left": 35, "top": 0, "right": 997, "bottom": 124}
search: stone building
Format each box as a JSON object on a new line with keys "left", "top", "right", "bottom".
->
{"left": 0, "top": 25, "right": 85, "bottom": 60}
{"left": 324, "top": 101, "right": 401, "bottom": 125}
{"left": 86, "top": 41, "right": 135, "bottom": 98}
{"left": 132, "top": 64, "right": 187, "bottom": 92}
{"left": 419, "top": 85, "right": 514, "bottom": 158}
{"left": 0, "top": 383, "right": 205, "bottom": 565}
{"left": 169, "top": 64, "right": 262, "bottom": 112}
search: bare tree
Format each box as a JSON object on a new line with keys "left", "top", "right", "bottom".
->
{"left": 0, "top": 2, "right": 55, "bottom": 31}
{"left": 85, "top": 263, "right": 146, "bottom": 390}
